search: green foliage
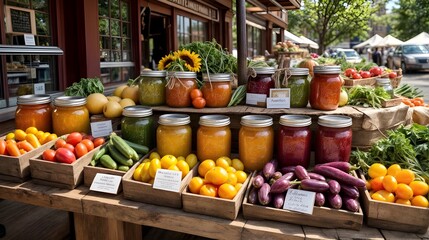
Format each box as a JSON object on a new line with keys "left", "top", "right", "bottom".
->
{"left": 391, "top": 0, "right": 429, "bottom": 41}
{"left": 65, "top": 78, "right": 104, "bottom": 97}
{"left": 347, "top": 86, "right": 391, "bottom": 108}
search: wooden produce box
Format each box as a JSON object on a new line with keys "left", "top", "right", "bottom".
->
{"left": 358, "top": 172, "right": 429, "bottom": 233}
{"left": 122, "top": 157, "right": 196, "bottom": 209}
{"left": 182, "top": 170, "right": 252, "bottom": 220}
{"left": 0, "top": 135, "right": 56, "bottom": 182}
{"left": 344, "top": 76, "right": 377, "bottom": 87}
{"left": 381, "top": 95, "right": 403, "bottom": 108}
{"left": 29, "top": 144, "right": 101, "bottom": 189}
{"left": 242, "top": 175, "right": 364, "bottom": 230}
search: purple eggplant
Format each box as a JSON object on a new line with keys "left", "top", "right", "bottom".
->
{"left": 314, "top": 192, "right": 325, "bottom": 207}
{"left": 272, "top": 192, "right": 286, "bottom": 209}
{"left": 315, "top": 162, "right": 359, "bottom": 173}
{"left": 308, "top": 172, "right": 326, "bottom": 181}
{"left": 263, "top": 160, "right": 278, "bottom": 179}
{"left": 280, "top": 166, "right": 296, "bottom": 174}
{"left": 313, "top": 165, "right": 366, "bottom": 188}
{"left": 328, "top": 193, "right": 342, "bottom": 209}
{"left": 300, "top": 179, "right": 330, "bottom": 192}
{"left": 328, "top": 179, "right": 341, "bottom": 195}
{"left": 295, "top": 165, "right": 310, "bottom": 180}
{"left": 252, "top": 175, "right": 265, "bottom": 189}
{"left": 340, "top": 184, "right": 360, "bottom": 199}
{"left": 343, "top": 197, "right": 360, "bottom": 212}
{"left": 281, "top": 171, "right": 296, "bottom": 181}
{"left": 247, "top": 187, "right": 259, "bottom": 204}
{"left": 270, "top": 177, "right": 294, "bottom": 194}
{"left": 258, "top": 183, "right": 271, "bottom": 205}
{"left": 272, "top": 171, "right": 283, "bottom": 180}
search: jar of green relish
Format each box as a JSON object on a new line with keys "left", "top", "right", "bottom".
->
{"left": 138, "top": 70, "right": 166, "bottom": 106}
{"left": 121, "top": 106, "right": 155, "bottom": 149}
{"left": 281, "top": 68, "right": 310, "bottom": 108}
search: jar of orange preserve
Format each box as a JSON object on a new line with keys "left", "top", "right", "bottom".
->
{"left": 197, "top": 115, "right": 231, "bottom": 161}
{"left": 52, "top": 96, "right": 90, "bottom": 136}
{"left": 201, "top": 74, "right": 232, "bottom": 107}
{"left": 157, "top": 114, "right": 192, "bottom": 157}
{"left": 309, "top": 65, "right": 342, "bottom": 110}
{"left": 15, "top": 94, "right": 52, "bottom": 132}
{"left": 239, "top": 115, "right": 274, "bottom": 171}
{"left": 166, "top": 72, "right": 197, "bottom": 107}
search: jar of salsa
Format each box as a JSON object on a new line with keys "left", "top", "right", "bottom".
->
{"left": 315, "top": 115, "right": 352, "bottom": 164}
{"left": 281, "top": 68, "right": 310, "bottom": 108}
{"left": 309, "top": 65, "right": 342, "bottom": 110}
{"left": 166, "top": 72, "right": 197, "bottom": 107}
{"left": 15, "top": 94, "right": 52, "bottom": 132}
{"left": 157, "top": 114, "right": 192, "bottom": 157}
{"left": 197, "top": 115, "right": 231, "bottom": 161}
{"left": 277, "top": 115, "right": 312, "bottom": 168}
{"left": 239, "top": 115, "right": 274, "bottom": 171}
{"left": 52, "top": 96, "right": 90, "bottom": 136}
{"left": 246, "top": 67, "right": 276, "bottom": 106}
{"left": 201, "top": 74, "right": 232, "bottom": 107}
{"left": 138, "top": 70, "right": 166, "bottom": 106}
{"left": 121, "top": 106, "right": 154, "bottom": 149}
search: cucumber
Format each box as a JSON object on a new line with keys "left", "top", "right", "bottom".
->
{"left": 111, "top": 135, "right": 138, "bottom": 160}
{"left": 100, "top": 154, "right": 118, "bottom": 170}
{"left": 122, "top": 139, "right": 149, "bottom": 154}
{"left": 107, "top": 144, "right": 134, "bottom": 166}
{"left": 91, "top": 144, "right": 108, "bottom": 166}
{"left": 118, "top": 165, "right": 130, "bottom": 172}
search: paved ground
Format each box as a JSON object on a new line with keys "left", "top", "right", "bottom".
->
{"left": 400, "top": 70, "right": 429, "bottom": 99}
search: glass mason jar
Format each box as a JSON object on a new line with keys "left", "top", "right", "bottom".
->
{"left": 156, "top": 114, "right": 192, "bottom": 157}
{"left": 138, "top": 70, "right": 166, "bottom": 106}
{"left": 309, "top": 65, "right": 342, "bottom": 110}
{"left": 121, "top": 106, "right": 154, "bottom": 149}
{"left": 376, "top": 78, "right": 394, "bottom": 97}
{"left": 52, "top": 96, "right": 90, "bottom": 136}
{"left": 201, "top": 74, "right": 232, "bottom": 108}
{"left": 277, "top": 115, "right": 312, "bottom": 169}
{"left": 315, "top": 115, "right": 353, "bottom": 164}
{"left": 281, "top": 68, "right": 310, "bottom": 108}
{"left": 166, "top": 71, "right": 197, "bottom": 107}
{"left": 239, "top": 115, "right": 274, "bottom": 171}
{"left": 15, "top": 94, "right": 53, "bottom": 132}
{"left": 197, "top": 115, "right": 231, "bottom": 161}
{"left": 246, "top": 67, "right": 276, "bottom": 106}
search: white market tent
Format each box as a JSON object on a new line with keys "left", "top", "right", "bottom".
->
{"left": 374, "top": 35, "right": 404, "bottom": 47}
{"left": 404, "top": 32, "right": 429, "bottom": 45}
{"left": 353, "top": 34, "right": 384, "bottom": 49}
{"left": 299, "top": 36, "right": 319, "bottom": 49}
{"left": 284, "top": 30, "right": 305, "bottom": 44}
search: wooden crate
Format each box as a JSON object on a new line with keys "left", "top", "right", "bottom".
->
{"left": 181, "top": 170, "right": 252, "bottom": 220}
{"left": 344, "top": 76, "right": 377, "bottom": 87}
{"left": 381, "top": 95, "right": 403, "bottom": 108}
{"left": 122, "top": 157, "right": 196, "bottom": 209}
{"left": 0, "top": 135, "right": 56, "bottom": 182}
{"left": 242, "top": 175, "right": 364, "bottom": 230}
{"left": 358, "top": 172, "right": 429, "bottom": 233}
{"left": 29, "top": 145, "right": 101, "bottom": 189}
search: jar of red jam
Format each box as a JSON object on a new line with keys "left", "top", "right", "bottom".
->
{"left": 166, "top": 71, "right": 197, "bottom": 107}
{"left": 277, "top": 115, "right": 312, "bottom": 168}
{"left": 309, "top": 65, "right": 342, "bottom": 110}
{"left": 315, "top": 115, "right": 352, "bottom": 164}
{"left": 246, "top": 67, "right": 276, "bottom": 106}
{"left": 201, "top": 74, "right": 232, "bottom": 107}
{"left": 15, "top": 94, "right": 53, "bottom": 132}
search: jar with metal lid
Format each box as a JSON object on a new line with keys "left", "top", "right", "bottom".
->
{"left": 239, "top": 115, "right": 274, "bottom": 171}
{"left": 310, "top": 65, "right": 342, "bottom": 110}
{"left": 201, "top": 74, "right": 232, "bottom": 107}
{"left": 165, "top": 72, "right": 197, "bottom": 107}
{"left": 15, "top": 94, "right": 53, "bottom": 132}
{"left": 246, "top": 67, "right": 276, "bottom": 106}
{"left": 156, "top": 114, "right": 192, "bottom": 157}
{"left": 138, "top": 70, "right": 166, "bottom": 106}
{"left": 376, "top": 78, "right": 394, "bottom": 97}
{"left": 197, "top": 115, "right": 231, "bottom": 161}
{"left": 52, "top": 96, "right": 90, "bottom": 136}
{"left": 121, "top": 106, "right": 154, "bottom": 149}
{"left": 281, "top": 68, "right": 310, "bottom": 108}
{"left": 277, "top": 115, "right": 312, "bottom": 168}
{"left": 315, "top": 115, "right": 352, "bottom": 164}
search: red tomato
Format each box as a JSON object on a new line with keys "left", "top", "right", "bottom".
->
{"left": 344, "top": 68, "right": 357, "bottom": 77}
{"left": 369, "top": 66, "right": 383, "bottom": 77}
{"left": 66, "top": 132, "right": 83, "bottom": 146}
{"left": 74, "top": 143, "right": 88, "bottom": 158}
{"left": 82, "top": 134, "right": 95, "bottom": 142}
{"left": 360, "top": 71, "right": 371, "bottom": 78}
{"left": 63, "top": 143, "right": 75, "bottom": 153}
{"left": 93, "top": 138, "right": 105, "bottom": 148}
{"left": 389, "top": 72, "right": 397, "bottom": 79}
{"left": 42, "top": 149, "right": 56, "bottom": 162}
{"left": 0, "top": 139, "right": 6, "bottom": 155}
{"left": 192, "top": 97, "right": 206, "bottom": 109}
{"left": 190, "top": 89, "right": 203, "bottom": 100}
{"left": 352, "top": 73, "right": 362, "bottom": 79}
{"left": 55, "top": 138, "right": 67, "bottom": 150}
{"left": 80, "top": 139, "right": 94, "bottom": 152}
{"left": 55, "top": 148, "right": 76, "bottom": 164}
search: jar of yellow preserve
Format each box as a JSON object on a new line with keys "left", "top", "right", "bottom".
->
{"left": 197, "top": 115, "right": 231, "bottom": 161}
{"left": 239, "top": 115, "right": 274, "bottom": 171}
{"left": 15, "top": 94, "right": 53, "bottom": 132}
{"left": 52, "top": 96, "right": 90, "bottom": 136}
{"left": 156, "top": 114, "right": 192, "bottom": 158}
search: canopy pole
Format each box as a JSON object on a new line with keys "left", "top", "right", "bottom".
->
{"left": 236, "top": 0, "right": 247, "bottom": 85}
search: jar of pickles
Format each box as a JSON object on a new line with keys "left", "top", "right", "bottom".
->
{"left": 52, "top": 96, "right": 90, "bottom": 136}
{"left": 138, "top": 70, "right": 166, "bottom": 106}
{"left": 277, "top": 115, "right": 312, "bottom": 168}
{"left": 166, "top": 72, "right": 197, "bottom": 107}
{"left": 121, "top": 106, "right": 154, "bottom": 149}
{"left": 246, "top": 67, "right": 276, "bottom": 106}
{"left": 376, "top": 78, "right": 394, "bottom": 97}
{"left": 201, "top": 74, "right": 232, "bottom": 107}
{"left": 315, "top": 115, "right": 352, "bottom": 164}
{"left": 15, "top": 94, "right": 53, "bottom": 132}
{"left": 281, "top": 68, "right": 310, "bottom": 108}
{"left": 197, "top": 115, "right": 231, "bottom": 161}
{"left": 157, "top": 114, "right": 192, "bottom": 157}
{"left": 309, "top": 65, "right": 342, "bottom": 110}
{"left": 239, "top": 115, "right": 274, "bottom": 171}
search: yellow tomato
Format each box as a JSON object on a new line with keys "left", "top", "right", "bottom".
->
{"left": 226, "top": 166, "right": 237, "bottom": 173}
{"left": 43, "top": 133, "right": 58, "bottom": 144}
{"left": 140, "top": 162, "right": 151, "bottom": 183}
{"left": 185, "top": 153, "right": 198, "bottom": 169}
{"left": 218, "top": 183, "right": 237, "bottom": 200}
{"left": 149, "top": 152, "right": 161, "bottom": 160}
{"left": 395, "top": 183, "right": 413, "bottom": 200}
{"left": 25, "top": 126, "right": 38, "bottom": 135}
{"left": 368, "top": 163, "right": 387, "bottom": 179}
{"left": 199, "top": 184, "right": 217, "bottom": 197}
{"left": 235, "top": 183, "right": 243, "bottom": 192}
{"left": 411, "top": 195, "right": 429, "bottom": 208}
{"left": 5, "top": 132, "right": 15, "bottom": 140}
{"left": 168, "top": 165, "right": 180, "bottom": 171}
{"left": 189, "top": 177, "right": 204, "bottom": 194}
{"left": 14, "top": 129, "right": 27, "bottom": 141}
{"left": 226, "top": 172, "right": 238, "bottom": 186}
{"left": 205, "top": 166, "right": 229, "bottom": 185}
{"left": 160, "top": 154, "right": 177, "bottom": 169}
{"left": 176, "top": 160, "right": 190, "bottom": 178}
{"left": 387, "top": 164, "right": 402, "bottom": 176}
{"left": 235, "top": 170, "right": 248, "bottom": 184}
{"left": 149, "top": 158, "right": 161, "bottom": 178}
{"left": 382, "top": 175, "right": 398, "bottom": 192}
{"left": 371, "top": 190, "right": 395, "bottom": 203}
{"left": 217, "top": 156, "right": 232, "bottom": 166}
{"left": 198, "top": 159, "right": 216, "bottom": 177}
{"left": 133, "top": 163, "right": 145, "bottom": 181}
{"left": 215, "top": 157, "right": 230, "bottom": 169}
{"left": 231, "top": 158, "right": 244, "bottom": 171}
{"left": 395, "top": 198, "right": 411, "bottom": 205}
{"left": 395, "top": 169, "right": 415, "bottom": 184}
{"left": 409, "top": 181, "right": 429, "bottom": 196}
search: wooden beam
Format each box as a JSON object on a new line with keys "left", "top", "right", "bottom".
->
{"left": 237, "top": 0, "right": 248, "bottom": 85}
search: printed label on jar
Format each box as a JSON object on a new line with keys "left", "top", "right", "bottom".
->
{"left": 267, "top": 88, "right": 290, "bottom": 108}
{"left": 246, "top": 93, "right": 267, "bottom": 107}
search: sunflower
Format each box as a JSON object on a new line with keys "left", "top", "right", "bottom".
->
{"left": 158, "top": 54, "right": 176, "bottom": 70}
{"left": 174, "top": 49, "right": 202, "bottom": 72}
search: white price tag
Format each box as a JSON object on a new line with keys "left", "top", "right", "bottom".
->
{"left": 90, "top": 120, "right": 113, "bottom": 138}
{"left": 283, "top": 188, "right": 316, "bottom": 215}
{"left": 266, "top": 97, "right": 290, "bottom": 108}
{"left": 24, "top": 34, "right": 36, "bottom": 46}
{"left": 90, "top": 173, "right": 121, "bottom": 194}
{"left": 33, "top": 83, "right": 45, "bottom": 94}
{"left": 246, "top": 93, "right": 267, "bottom": 107}
{"left": 153, "top": 169, "right": 182, "bottom": 192}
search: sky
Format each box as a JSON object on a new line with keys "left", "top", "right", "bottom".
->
{"left": 385, "top": 0, "right": 398, "bottom": 13}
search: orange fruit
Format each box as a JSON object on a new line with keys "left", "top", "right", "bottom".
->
{"left": 382, "top": 175, "right": 398, "bottom": 192}
{"left": 370, "top": 176, "right": 385, "bottom": 192}
{"left": 167, "top": 165, "right": 180, "bottom": 171}
{"left": 205, "top": 166, "right": 229, "bottom": 185}
{"left": 395, "top": 198, "right": 411, "bottom": 205}
{"left": 409, "top": 181, "right": 429, "bottom": 196}
{"left": 371, "top": 190, "right": 395, "bottom": 203}
{"left": 198, "top": 159, "right": 216, "bottom": 177}
{"left": 160, "top": 154, "right": 177, "bottom": 169}
{"left": 387, "top": 164, "right": 401, "bottom": 176}
{"left": 218, "top": 183, "right": 238, "bottom": 200}
{"left": 395, "top": 183, "right": 414, "bottom": 200}
{"left": 189, "top": 177, "right": 204, "bottom": 194}
{"left": 199, "top": 184, "right": 217, "bottom": 197}
{"left": 216, "top": 157, "right": 230, "bottom": 169}
{"left": 226, "top": 172, "right": 238, "bottom": 186}
{"left": 176, "top": 160, "right": 190, "bottom": 178}
{"left": 235, "top": 183, "right": 243, "bottom": 192}
{"left": 226, "top": 166, "right": 236, "bottom": 173}
{"left": 411, "top": 195, "right": 429, "bottom": 208}
{"left": 235, "top": 170, "right": 248, "bottom": 184}
{"left": 368, "top": 163, "right": 387, "bottom": 179}
{"left": 395, "top": 169, "right": 415, "bottom": 184}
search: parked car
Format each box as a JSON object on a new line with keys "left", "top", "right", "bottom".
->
{"left": 389, "top": 44, "right": 429, "bottom": 73}
{"left": 335, "top": 49, "right": 362, "bottom": 63}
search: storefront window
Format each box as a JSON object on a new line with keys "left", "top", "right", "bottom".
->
{"left": 247, "top": 25, "right": 262, "bottom": 57}
{"left": 177, "top": 15, "right": 207, "bottom": 46}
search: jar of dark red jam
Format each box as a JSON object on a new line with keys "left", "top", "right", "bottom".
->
{"left": 315, "top": 115, "right": 352, "bottom": 164}
{"left": 309, "top": 65, "right": 342, "bottom": 110}
{"left": 246, "top": 67, "right": 276, "bottom": 106}
{"left": 277, "top": 115, "right": 312, "bottom": 168}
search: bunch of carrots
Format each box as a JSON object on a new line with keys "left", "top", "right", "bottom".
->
{"left": 401, "top": 97, "right": 428, "bottom": 107}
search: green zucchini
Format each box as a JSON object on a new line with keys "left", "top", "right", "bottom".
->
{"left": 107, "top": 144, "right": 134, "bottom": 166}
{"left": 122, "top": 139, "right": 150, "bottom": 154}
{"left": 100, "top": 154, "right": 118, "bottom": 170}
{"left": 118, "top": 165, "right": 130, "bottom": 172}
{"left": 111, "top": 135, "right": 138, "bottom": 159}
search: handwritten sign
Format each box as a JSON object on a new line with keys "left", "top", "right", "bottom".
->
{"left": 153, "top": 169, "right": 182, "bottom": 192}
{"left": 90, "top": 173, "right": 122, "bottom": 194}
{"left": 6, "top": 6, "right": 36, "bottom": 35}
{"left": 90, "top": 120, "right": 113, "bottom": 138}
{"left": 33, "top": 83, "right": 45, "bottom": 94}
{"left": 283, "top": 189, "right": 316, "bottom": 215}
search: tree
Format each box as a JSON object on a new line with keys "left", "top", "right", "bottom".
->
{"left": 391, "top": 0, "right": 429, "bottom": 41}
{"left": 288, "top": 0, "right": 379, "bottom": 54}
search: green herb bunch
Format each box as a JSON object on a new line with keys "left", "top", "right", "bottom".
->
{"left": 65, "top": 78, "right": 104, "bottom": 97}
{"left": 347, "top": 86, "right": 391, "bottom": 108}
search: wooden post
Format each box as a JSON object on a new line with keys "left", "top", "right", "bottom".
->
{"left": 236, "top": 0, "right": 247, "bottom": 85}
